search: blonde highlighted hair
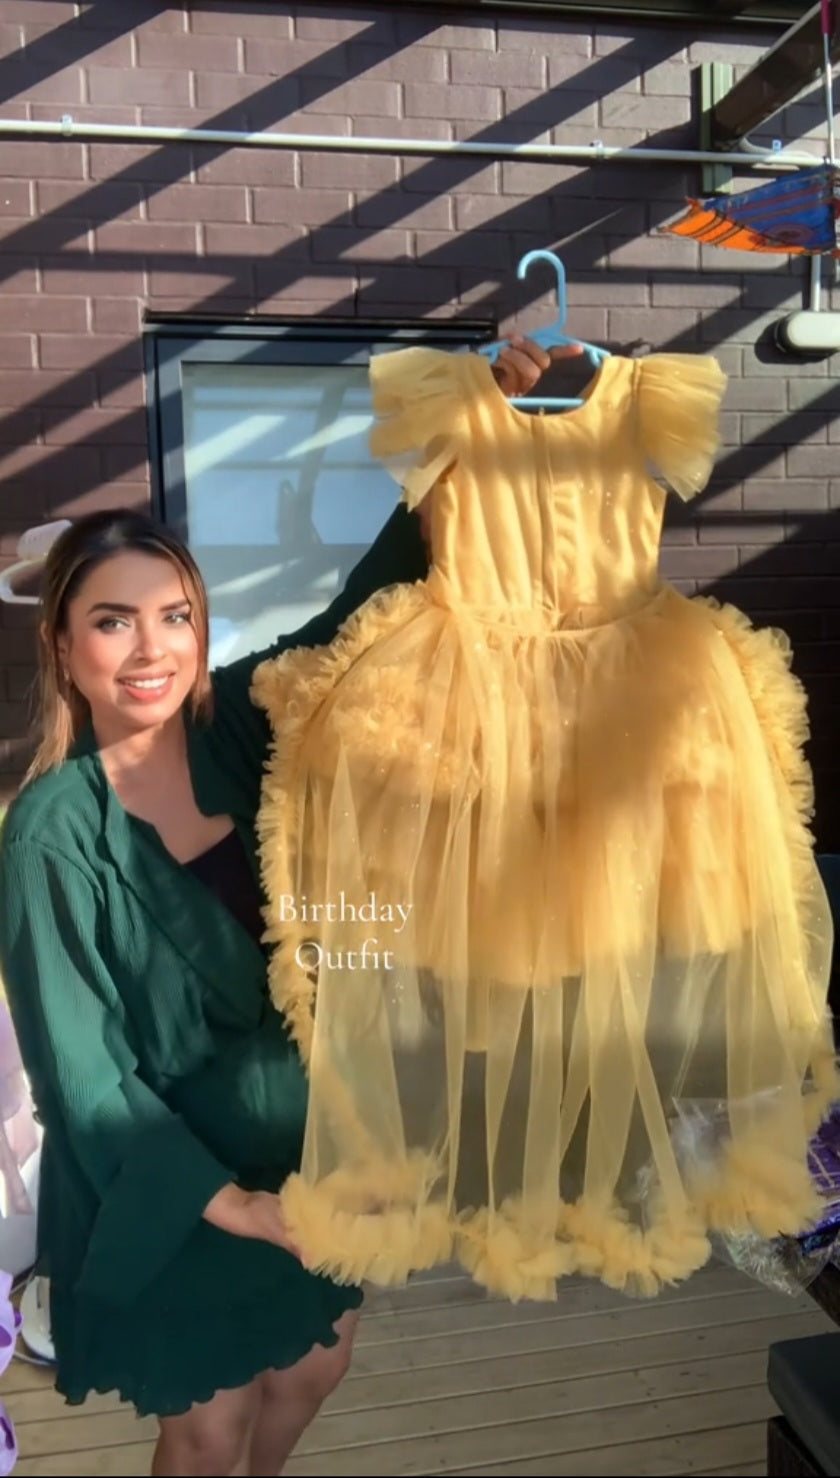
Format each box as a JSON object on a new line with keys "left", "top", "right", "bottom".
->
{"left": 25, "top": 510, "right": 213, "bottom": 783}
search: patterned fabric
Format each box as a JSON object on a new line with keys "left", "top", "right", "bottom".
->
{"left": 660, "top": 165, "right": 840, "bottom": 257}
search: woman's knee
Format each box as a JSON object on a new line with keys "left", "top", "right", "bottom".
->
{"left": 261, "top": 1309, "right": 360, "bottom": 1411}
{"left": 156, "top": 1382, "right": 259, "bottom": 1475}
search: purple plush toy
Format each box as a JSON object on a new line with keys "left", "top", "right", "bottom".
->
{"left": 0, "top": 1272, "right": 19, "bottom": 1473}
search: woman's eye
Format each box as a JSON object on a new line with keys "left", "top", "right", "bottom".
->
{"left": 166, "top": 611, "right": 190, "bottom": 624}
{"left": 96, "top": 617, "right": 127, "bottom": 632}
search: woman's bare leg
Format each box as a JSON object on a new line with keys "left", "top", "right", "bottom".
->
{"left": 248, "top": 1308, "right": 360, "bottom": 1477}
{"left": 153, "top": 1377, "right": 262, "bottom": 1477}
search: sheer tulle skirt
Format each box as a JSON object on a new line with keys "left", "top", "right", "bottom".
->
{"left": 252, "top": 580, "right": 837, "bottom": 1301}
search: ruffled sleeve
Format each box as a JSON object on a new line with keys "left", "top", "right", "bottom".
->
{"left": 369, "top": 346, "right": 466, "bottom": 510}
{"left": 637, "top": 353, "right": 728, "bottom": 501}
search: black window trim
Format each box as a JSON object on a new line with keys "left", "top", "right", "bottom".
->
{"left": 143, "top": 316, "right": 494, "bottom": 539}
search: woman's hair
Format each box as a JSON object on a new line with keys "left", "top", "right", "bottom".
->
{"left": 26, "top": 509, "right": 212, "bottom": 782}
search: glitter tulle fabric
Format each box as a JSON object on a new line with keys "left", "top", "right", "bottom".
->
{"left": 252, "top": 347, "right": 837, "bottom": 1302}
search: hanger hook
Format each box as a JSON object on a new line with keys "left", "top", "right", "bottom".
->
{"left": 516, "top": 250, "right": 568, "bottom": 329}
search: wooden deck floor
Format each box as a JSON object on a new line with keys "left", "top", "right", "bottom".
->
{"left": 1, "top": 1261, "right": 830, "bottom": 1476}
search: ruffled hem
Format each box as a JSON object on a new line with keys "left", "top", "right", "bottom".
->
{"left": 252, "top": 579, "right": 430, "bottom": 1063}
{"left": 280, "top": 1065, "right": 839, "bottom": 1303}
{"left": 701, "top": 594, "right": 817, "bottom": 928}
{"left": 49, "top": 1280, "right": 363, "bottom": 1419}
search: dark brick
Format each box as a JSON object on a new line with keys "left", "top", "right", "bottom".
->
{"left": 42, "top": 406, "right": 148, "bottom": 447}
{"left": 1, "top": 142, "right": 85, "bottom": 180}
{"left": 357, "top": 192, "right": 452, "bottom": 230}
{"left": 742, "top": 412, "right": 829, "bottom": 447}
{"left": 498, "top": 21, "right": 590, "bottom": 55}
{"left": 357, "top": 265, "right": 459, "bottom": 306}
{"left": 36, "top": 178, "right": 145, "bottom": 221}
{"left": 191, "top": 5, "right": 291, "bottom": 36}
{"left": 300, "top": 76, "right": 399, "bottom": 115}
{"left": 38, "top": 335, "right": 142, "bottom": 373}
{"left": 302, "top": 154, "right": 398, "bottom": 190}
{"left": 91, "top": 299, "right": 143, "bottom": 335}
{"left": 505, "top": 88, "right": 597, "bottom": 128}
{"left": 296, "top": 12, "right": 393, "bottom": 43}
{"left": 136, "top": 31, "right": 239, "bottom": 72}
{"left": 549, "top": 54, "right": 640, "bottom": 91}
{"left": 148, "top": 185, "right": 248, "bottom": 224}
{"left": 662, "top": 546, "right": 739, "bottom": 579}
{"left": 719, "top": 377, "right": 787, "bottom": 412}
{"left": 310, "top": 227, "right": 410, "bottom": 263}
{"left": 0, "top": 369, "right": 97, "bottom": 411}
{"left": 744, "top": 480, "right": 828, "bottom": 513}
{"left": 600, "top": 93, "right": 691, "bottom": 129}
{"left": 642, "top": 60, "right": 693, "bottom": 96}
{"left": 94, "top": 220, "right": 198, "bottom": 254}
{"left": 194, "top": 71, "right": 299, "bottom": 114}
{"left": 451, "top": 51, "right": 546, "bottom": 88}
{"left": 414, "top": 230, "right": 514, "bottom": 270}
{"left": 345, "top": 42, "right": 447, "bottom": 83}
{"left": 88, "top": 143, "right": 192, "bottom": 185}
{"left": 75, "top": 0, "right": 187, "bottom": 29}
{"left": 787, "top": 446, "right": 840, "bottom": 478}
{"left": 197, "top": 152, "right": 296, "bottom": 189}
{"left": 2, "top": 336, "right": 35, "bottom": 369}
{"left": 404, "top": 19, "right": 494, "bottom": 49}
{"left": 203, "top": 222, "right": 309, "bottom": 259}
{"left": 0, "top": 181, "right": 31, "bottom": 216}
{"left": 255, "top": 187, "right": 351, "bottom": 227}
{"left": 96, "top": 371, "right": 143, "bottom": 411}
{"left": 404, "top": 82, "right": 501, "bottom": 122}
{"left": 87, "top": 66, "right": 191, "bottom": 107}
{"left": 5, "top": 61, "right": 81, "bottom": 105}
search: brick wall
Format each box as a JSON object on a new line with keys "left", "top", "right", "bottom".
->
{"left": 1, "top": 1, "right": 839, "bottom": 845}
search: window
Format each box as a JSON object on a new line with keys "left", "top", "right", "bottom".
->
{"left": 146, "top": 322, "right": 489, "bottom": 667}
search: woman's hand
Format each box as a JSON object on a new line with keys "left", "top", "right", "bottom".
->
{"left": 492, "top": 334, "right": 584, "bottom": 399}
{"left": 203, "top": 1182, "right": 302, "bottom": 1259}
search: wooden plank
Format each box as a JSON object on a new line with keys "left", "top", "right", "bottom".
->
{"left": 9, "top": 1409, "right": 156, "bottom": 1459}
{"left": 440, "top": 1421, "right": 769, "bottom": 1475}
{"left": 0, "top": 1359, "right": 55, "bottom": 1397}
{"left": 356, "top": 1284, "right": 775, "bottom": 1350}
{"left": 285, "top": 1385, "right": 777, "bottom": 1474}
{"left": 300, "top": 1350, "right": 771, "bottom": 1452}
{"left": 358, "top": 1263, "right": 777, "bottom": 1328}
{"left": 708, "top": 1466, "right": 767, "bottom": 1476}
{"left": 349, "top": 1290, "right": 825, "bottom": 1377}
{"left": 7, "top": 1387, "right": 127, "bottom": 1425}
{"left": 15, "top": 1441, "right": 156, "bottom": 1477}
{"left": 709, "top": 1, "right": 840, "bottom": 144}
{"left": 328, "top": 1308, "right": 824, "bottom": 1415}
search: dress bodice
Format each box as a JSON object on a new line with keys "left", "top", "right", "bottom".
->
{"left": 369, "top": 347, "right": 727, "bottom": 631}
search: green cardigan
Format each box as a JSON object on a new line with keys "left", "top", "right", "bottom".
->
{"left": 0, "top": 506, "right": 427, "bottom": 1317}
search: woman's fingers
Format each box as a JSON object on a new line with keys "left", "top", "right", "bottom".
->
{"left": 493, "top": 335, "right": 585, "bottom": 396}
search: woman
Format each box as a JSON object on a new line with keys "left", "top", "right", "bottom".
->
{"left": 0, "top": 341, "right": 549, "bottom": 1476}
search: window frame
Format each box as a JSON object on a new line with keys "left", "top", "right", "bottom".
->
{"left": 143, "top": 317, "right": 494, "bottom": 540}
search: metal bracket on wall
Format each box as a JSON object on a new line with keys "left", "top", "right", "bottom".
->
{"left": 698, "top": 61, "right": 735, "bottom": 195}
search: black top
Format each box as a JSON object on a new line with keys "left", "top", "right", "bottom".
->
{"left": 186, "top": 828, "right": 265, "bottom": 948}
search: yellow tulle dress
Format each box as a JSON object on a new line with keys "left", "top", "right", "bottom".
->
{"left": 252, "top": 346, "right": 838, "bottom": 1302}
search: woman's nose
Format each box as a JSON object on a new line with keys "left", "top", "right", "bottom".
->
{"left": 133, "top": 623, "right": 167, "bottom": 660}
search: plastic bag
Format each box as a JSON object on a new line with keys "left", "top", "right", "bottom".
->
{"left": 664, "top": 1091, "right": 840, "bottom": 1297}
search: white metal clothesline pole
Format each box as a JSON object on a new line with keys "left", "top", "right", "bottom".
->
{"left": 0, "top": 114, "right": 823, "bottom": 171}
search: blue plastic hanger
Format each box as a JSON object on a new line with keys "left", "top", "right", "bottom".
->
{"left": 479, "top": 249, "right": 610, "bottom": 409}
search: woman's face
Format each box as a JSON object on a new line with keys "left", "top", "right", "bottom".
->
{"left": 56, "top": 550, "right": 200, "bottom": 744}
